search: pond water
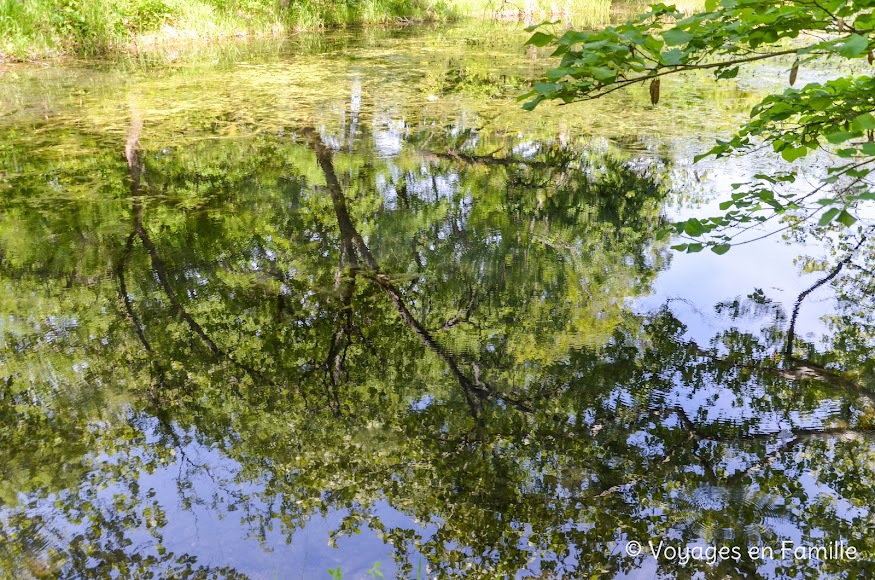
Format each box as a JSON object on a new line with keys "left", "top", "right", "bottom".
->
{"left": 1, "top": 17, "right": 874, "bottom": 580}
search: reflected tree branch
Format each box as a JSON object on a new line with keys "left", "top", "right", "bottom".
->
{"left": 123, "top": 109, "right": 275, "bottom": 392}
{"left": 785, "top": 229, "right": 872, "bottom": 360}
{"left": 303, "top": 127, "right": 538, "bottom": 417}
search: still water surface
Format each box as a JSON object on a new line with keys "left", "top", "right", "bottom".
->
{"left": 1, "top": 19, "right": 874, "bottom": 579}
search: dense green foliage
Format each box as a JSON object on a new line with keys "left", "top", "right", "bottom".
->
{"left": 524, "top": 0, "right": 875, "bottom": 254}
{"left": 0, "top": 0, "right": 444, "bottom": 58}
{"left": 0, "top": 0, "right": 614, "bottom": 60}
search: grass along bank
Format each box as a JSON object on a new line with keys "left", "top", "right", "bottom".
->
{"left": 0, "top": 0, "right": 446, "bottom": 60}
{"left": 0, "top": 0, "right": 615, "bottom": 61}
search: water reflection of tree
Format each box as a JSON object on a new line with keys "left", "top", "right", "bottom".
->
{"left": 1, "top": 117, "right": 874, "bottom": 578}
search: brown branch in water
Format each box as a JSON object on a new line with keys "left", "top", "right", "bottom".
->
{"left": 324, "top": 241, "right": 358, "bottom": 415}
{"left": 672, "top": 400, "right": 869, "bottom": 443}
{"left": 117, "top": 231, "right": 170, "bottom": 392}
{"left": 304, "top": 128, "right": 359, "bottom": 414}
{"left": 726, "top": 426, "right": 872, "bottom": 485}
{"left": 119, "top": 113, "right": 167, "bottom": 390}
{"left": 397, "top": 181, "right": 411, "bottom": 209}
{"left": 133, "top": 203, "right": 273, "bottom": 388}
{"left": 430, "top": 288, "right": 477, "bottom": 332}
{"left": 670, "top": 404, "right": 871, "bottom": 486}
{"left": 423, "top": 149, "right": 553, "bottom": 169}
{"left": 591, "top": 404, "right": 870, "bottom": 497}
{"left": 684, "top": 339, "right": 866, "bottom": 396}
{"left": 364, "top": 269, "right": 494, "bottom": 416}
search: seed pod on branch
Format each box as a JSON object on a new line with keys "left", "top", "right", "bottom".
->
{"left": 649, "top": 78, "right": 660, "bottom": 105}
{"left": 869, "top": 50, "right": 874, "bottom": 65}
{"left": 789, "top": 63, "right": 798, "bottom": 86}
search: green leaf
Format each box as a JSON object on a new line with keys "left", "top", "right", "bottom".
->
{"left": 684, "top": 218, "right": 706, "bottom": 237}
{"left": 836, "top": 34, "right": 869, "bottom": 58}
{"left": 521, "top": 95, "right": 545, "bottom": 111}
{"left": 836, "top": 210, "right": 857, "bottom": 227}
{"left": 590, "top": 67, "right": 616, "bottom": 82}
{"left": 661, "top": 48, "right": 685, "bottom": 65}
{"left": 825, "top": 131, "right": 857, "bottom": 144}
{"left": 524, "top": 20, "right": 558, "bottom": 32}
{"left": 856, "top": 13, "right": 875, "bottom": 30}
{"left": 662, "top": 28, "right": 694, "bottom": 46}
{"left": 851, "top": 113, "right": 875, "bottom": 131}
{"left": 818, "top": 207, "right": 840, "bottom": 226}
{"left": 686, "top": 243, "right": 704, "bottom": 253}
{"left": 711, "top": 244, "right": 731, "bottom": 255}
{"left": 780, "top": 146, "right": 807, "bottom": 162}
{"left": 526, "top": 32, "right": 556, "bottom": 47}
{"left": 534, "top": 82, "right": 560, "bottom": 93}
{"left": 809, "top": 97, "right": 832, "bottom": 111}
{"left": 545, "top": 68, "right": 572, "bottom": 81}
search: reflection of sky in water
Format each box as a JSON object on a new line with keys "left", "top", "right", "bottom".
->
{"left": 1, "top": 21, "right": 872, "bottom": 580}
{"left": 141, "top": 466, "right": 424, "bottom": 579}
{"left": 18, "top": 431, "right": 427, "bottom": 579}
{"left": 640, "top": 147, "right": 837, "bottom": 346}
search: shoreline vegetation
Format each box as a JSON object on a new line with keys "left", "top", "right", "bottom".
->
{"left": 0, "top": 0, "right": 619, "bottom": 62}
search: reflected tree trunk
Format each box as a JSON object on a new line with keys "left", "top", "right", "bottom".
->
{"left": 119, "top": 107, "right": 274, "bottom": 393}
{"left": 302, "top": 128, "right": 539, "bottom": 418}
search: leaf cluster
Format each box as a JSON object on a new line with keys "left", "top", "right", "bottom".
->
{"left": 524, "top": 0, "right": 875, "bottom": 252}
